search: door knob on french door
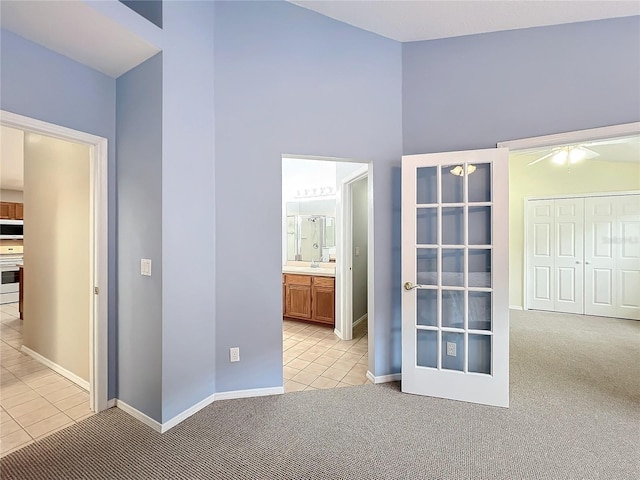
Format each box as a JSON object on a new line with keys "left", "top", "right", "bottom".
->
{"left": 576, "top": 261, "right": 581, "bottom": 264}
{"left": 404, "top": 282, "right": 421, "bottom": 291}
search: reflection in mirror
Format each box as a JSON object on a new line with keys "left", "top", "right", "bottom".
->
{"left": 286, "top": 198, "right": 336, "bottom": 261}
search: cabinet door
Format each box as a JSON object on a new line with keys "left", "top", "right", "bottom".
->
{"left": 285, "top": 275, "right": 312, "bottom": 320}
{"left": 312, "top": 277, "right": 335, "bottom": 325}
{"left": 15, "top": 203, "right": 24, "bottom": 220}
{"left": 0, "top": 202, "right": 16, "bottom": 219}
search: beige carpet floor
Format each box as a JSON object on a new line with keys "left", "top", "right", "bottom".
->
{"left": 1, "top": 310, "right": 638, "bottom": 479}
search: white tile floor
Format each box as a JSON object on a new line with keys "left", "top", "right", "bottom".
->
{"left": 0, "top": 303, "right": 93, "bottom": 457}
{"left": 283, "top": 319, "right": 371, "bottom": 392}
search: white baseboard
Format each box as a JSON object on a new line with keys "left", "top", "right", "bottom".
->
{"left": 509, "top": 305, "right": 524, "bottom": 311}
{"left": 116, "top": 386, "right": 284, "bottom": 434}
{"left": 21, "top": 345, "right": 90, "bottom": 391}
{"left": 353, "top": 314, "right": 367, "bottom": 328}
{"left": 116, "top": 400, "right": 162, "bottom": 433}
{"left": 366, "top": 371, "right": 401, "bottom": 384}
{"left": 161, "top": 392, "right": 216, "bottom": 433}
{"left": 106, "top": 398, "right": 116, "bottom": 408}
{"left": 333, "top": 328, "right": 344, "bottom": 340}
{"left": 214, "top": 386, "right": 284, "bottom": 402}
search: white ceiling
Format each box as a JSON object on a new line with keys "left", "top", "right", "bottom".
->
{"left": 290, "top": 0, "right": 640, "bottom": 42}
{"left": 2, "top": 1, "right": 637, "bottom": 78}
{"left": 0, "top": 0, "right": 161, "bottom": 78}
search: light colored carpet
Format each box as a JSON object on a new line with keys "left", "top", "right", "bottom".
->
{"left": 1, "top": 310, "right": 639, "bottom": 479}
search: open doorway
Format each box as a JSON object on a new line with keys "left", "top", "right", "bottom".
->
{"left": 500, "top": 123, "right": 640, "bottom": 407}
{"left": 0, "top": 111, "right": 108, "bottom": 456}
{"left": 502, "top": 124, "right": 640, "bottom": 318}
{"left": 281, "top": 156, "right": 373, "bottom": 392}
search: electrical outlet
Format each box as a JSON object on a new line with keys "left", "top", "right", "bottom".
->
{"left": 446, "top": 342, "right": 457, "bottom": 357}
{"left": 230, "top": 347, "right": 240, "bottom": 362}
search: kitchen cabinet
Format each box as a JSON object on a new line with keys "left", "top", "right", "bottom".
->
{"left": 0, "top": 202, "right": 23, "bottom": 220}
{"left": 283, "top": 273, "right": 335, "bottom": 326}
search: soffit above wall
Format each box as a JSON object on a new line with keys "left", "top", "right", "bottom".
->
{"left": 512, "top": 134, "right": 640, "bottom": 166}
{"left": 289, "top": 1, "right": 640, "bottom": 42}
{"left": 0, "top": 0, "right": 162, "bottom": 78}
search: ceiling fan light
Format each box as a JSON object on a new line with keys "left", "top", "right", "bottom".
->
{"left": 569, "top": 147, "right": 586, "bottom": 163}
{"left": 450, "top": 166, "right": 464, "bottom": 176}
{"left": 552, "top": 150, "right": 568, "bottom": 165}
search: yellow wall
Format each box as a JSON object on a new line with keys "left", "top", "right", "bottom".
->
{"left": 509, "top": 157, "right": 640, "bottom": 308}
{"left": 23, "top": 133, "right": 91, "bottom": 382}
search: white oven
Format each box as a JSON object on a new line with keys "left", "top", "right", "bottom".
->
{"left": 0, "top": 246, "right": 23, "bottom": 305}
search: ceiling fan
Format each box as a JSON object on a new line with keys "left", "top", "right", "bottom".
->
{"left": 525, "top": 138, "right": 631, "bottom": 166}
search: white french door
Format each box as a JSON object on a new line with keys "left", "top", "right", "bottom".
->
{"left": 401, "top": 148, "right": 509, "bottom": 408}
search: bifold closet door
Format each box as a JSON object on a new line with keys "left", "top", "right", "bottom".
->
{"left": 554, "top": 198, "right": 584, "bottom": 314}
{"left": 526, "top": 200, "right": 555, "bottom": 311}
{"left": 527, "top": 198, "right": 584, "bottom": 314}
{"left": 585, "top": 195, "right": 640, "bottom": 319}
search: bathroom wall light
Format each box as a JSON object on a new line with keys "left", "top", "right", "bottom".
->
{"left": 294, "top": 186, "right": 336, "bottom": 199}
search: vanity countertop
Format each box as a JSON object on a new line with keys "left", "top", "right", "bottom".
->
{"left": 282, "top": 265, "right": 335, "bottom": 277}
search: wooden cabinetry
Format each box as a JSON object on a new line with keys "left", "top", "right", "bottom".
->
{"left": 0, "top": 202, "right": 23, "bottom": 220}
{"left": 283, "top": 274, "right": 335, "bottom": 326}
{"left": 15, "top": 203, "right": 24, "bottom": 220}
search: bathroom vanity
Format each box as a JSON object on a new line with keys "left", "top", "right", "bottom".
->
{"left": 282, "top": 266, "right": 335, "bottom": 326}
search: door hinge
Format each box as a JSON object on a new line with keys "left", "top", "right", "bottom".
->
{"left": 94, "top": 287, "right": 99, "bottom": 295}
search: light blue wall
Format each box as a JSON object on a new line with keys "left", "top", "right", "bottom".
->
{"left": 161, "top": 1, "right": 216, "bottom": 422}
{"left": 214, "top": 1, "right": 403, "bottom": 391}
{"left": 116, "top": 53, "right": 163, "bottom": 421}
{"left": 403, "top": 16, "right": 640, "bottom": 155}
{"left": 0, "top": 29, "right": 118, "bottom": 399}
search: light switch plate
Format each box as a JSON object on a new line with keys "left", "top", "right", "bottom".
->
{"left": 141, "top": 259, "right": 152, "bottom": 276}
{"left": 354, "top": 246, "right": 360, "bottom": 256}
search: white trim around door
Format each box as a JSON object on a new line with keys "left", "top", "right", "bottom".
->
{"left": 1, "top": 110, "right": 109, "bottom": 413}
{"left": 336, "top": 164, "right": 369, "bottom": 341}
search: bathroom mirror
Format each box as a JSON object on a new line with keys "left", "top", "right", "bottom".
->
{"left": 285, "top": 198, "right": 336, "bottom": 262}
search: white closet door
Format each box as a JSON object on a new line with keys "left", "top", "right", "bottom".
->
{"left": 554, "top": 198, "right": 584, "bottom": 314}
{"left": 584, "top": 196, "right": 617, "bottom": 317}
{"left": 526, "top": 200, "right": 555, "bottom": 311}
{"left": 615, "top": 195, "right": 640, "bottom": 319}
{"left": 584, "top": 195, "right": 640, "bottom": 320}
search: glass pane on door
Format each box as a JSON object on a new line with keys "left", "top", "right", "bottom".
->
{"left": 417, "top": 330, "right": 438, "bottom": 368}
{"left": 413, "top": 161, "right": 494, "bottom": 374}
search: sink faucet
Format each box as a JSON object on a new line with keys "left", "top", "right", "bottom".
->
{"left": 310, "top": 259, "right": 320, "bottom": 268}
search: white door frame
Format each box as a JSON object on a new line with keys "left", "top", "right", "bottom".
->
{"left": 498, "top": 121, "right": 640, "bottom": 313}
{"left": 336, "top": 165, "right": 369, "bottom": 341}
{"left": 1, "top": 110, "right": 109, "bottom": 413}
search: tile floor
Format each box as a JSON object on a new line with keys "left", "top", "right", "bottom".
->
{"left": 283, "top": 319, "right": 371, "bottom": 392}
{"left": 0, "top": 302, "right": 93, "bottom": 457}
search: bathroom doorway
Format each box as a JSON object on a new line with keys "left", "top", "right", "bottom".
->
{"left": 281, "top": 156, "right": 373, "bottom": 392}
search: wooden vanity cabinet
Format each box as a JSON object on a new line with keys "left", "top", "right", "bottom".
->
{"left": 283, "top": 274, "right": 335, "bottom": 326}
{"left": 312, "top": 277, "right": 335, "bottom": 324}
{"left": 284, "top": 274, "right": 312, "bottom": 321}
